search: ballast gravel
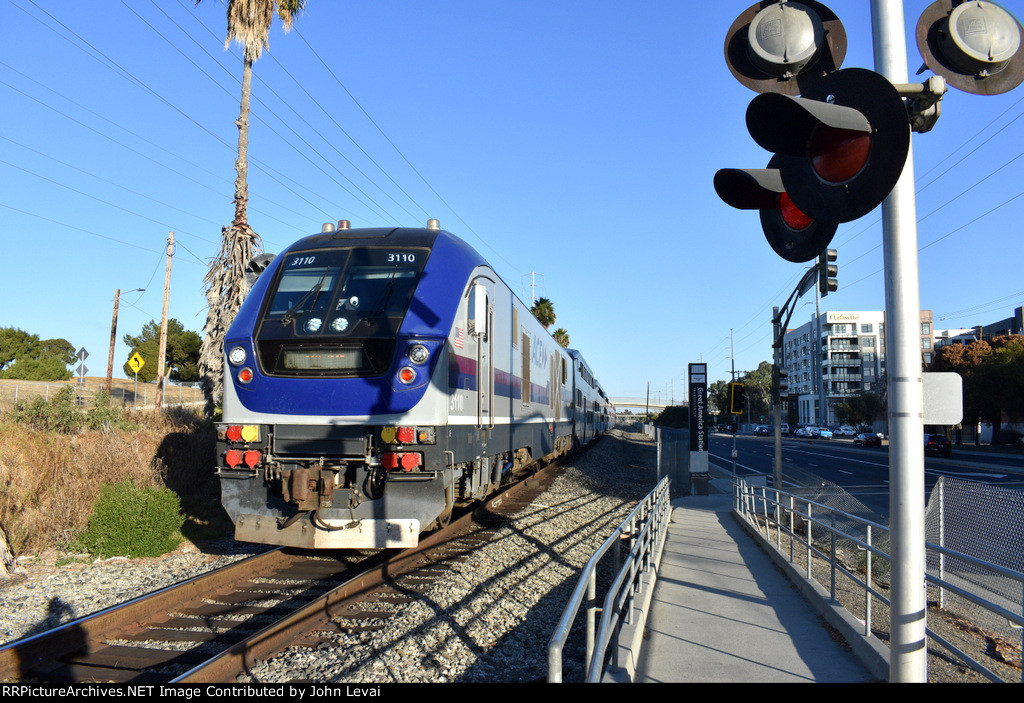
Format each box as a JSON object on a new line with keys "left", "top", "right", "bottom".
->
{"left": 0, "top": 430, "right": 659, "bottom": 683}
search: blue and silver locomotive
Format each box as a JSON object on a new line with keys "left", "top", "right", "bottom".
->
{"left": 216, "top": 219, "right": 614, "bottom": 549}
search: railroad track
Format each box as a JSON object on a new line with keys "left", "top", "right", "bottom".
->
{"left": 0, "top": 458, "right": 566, "bottom": 683}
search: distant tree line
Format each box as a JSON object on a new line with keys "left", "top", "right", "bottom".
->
{"left": 0, "top": 327, "right": 75, "bottom": 381}
{"left": 0, "top": 319, "right": 203, "bottom": 385}
{"left": 652, "top": 405, "right": 689, "bottom": 428}
{"left": 122, "top": 319, "right": 201, "bottom": 384}
{"left": 831, "top": 390, "right": 885, "bottom": 430}
{"left": 929, "top": 335, "right": 1024, "bottom": 431}
{"left": 707, "top": 361, "right": 774, "bottom": 425}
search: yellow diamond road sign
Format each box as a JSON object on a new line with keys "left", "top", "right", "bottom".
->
{"left": 128, "top": 353, "right": 145, "bottom": 374}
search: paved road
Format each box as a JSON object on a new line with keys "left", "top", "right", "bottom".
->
{"left": 708, "top": 432, "right": 1024, "bottom": 519}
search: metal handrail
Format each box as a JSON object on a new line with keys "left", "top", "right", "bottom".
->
{"left": 735, "top": 478, "right": 1024, "bottom": 683}
{"left": 547, "top": 476, "right": 671, "bottom": 683}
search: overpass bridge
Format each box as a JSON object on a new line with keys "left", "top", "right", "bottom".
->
{"left": 610, "top": 397, "right": 687, "bottom": 412}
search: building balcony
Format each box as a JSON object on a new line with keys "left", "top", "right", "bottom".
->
{"left": 826, "top": 372, "right": 862, "bottom": 381}
{"left": 825, "top": 357, "right": 861, "bottom": 367}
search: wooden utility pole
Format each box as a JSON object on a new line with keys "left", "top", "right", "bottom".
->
{"left": 155, "top": 232, "right": 174, "bottom": 411}
{"left": 106, "top": 289, "right": 121, "bottom": 395}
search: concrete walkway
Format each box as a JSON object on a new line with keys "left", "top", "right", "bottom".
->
{"left": 632, "top": 492, "right": 880, "bottom": 683}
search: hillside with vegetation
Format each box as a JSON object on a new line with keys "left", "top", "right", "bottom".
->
{"left": 0, "top": 389, "right": 223, "bottom": 572}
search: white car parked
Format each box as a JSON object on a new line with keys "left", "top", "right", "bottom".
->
{"left": 837, "top": 426, "right": 857, "bottom": 437}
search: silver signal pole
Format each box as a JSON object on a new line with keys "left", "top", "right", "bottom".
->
{"left": 731, "top": 329, "right": 737, "bottom": 477}
{"left": 872, "top": 0, "right": 927, "bottom": 683}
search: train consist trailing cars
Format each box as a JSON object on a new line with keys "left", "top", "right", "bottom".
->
{"left": 214, "top": 220, "right": 614, "bottom": 549}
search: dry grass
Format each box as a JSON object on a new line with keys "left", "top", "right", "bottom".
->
{"left": 0, "top": 406, "right": 225, "bottom": 556}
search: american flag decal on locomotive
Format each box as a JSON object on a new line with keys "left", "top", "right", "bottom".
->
{"left": 454, "top": 327, "right": 465, "bottom": 349}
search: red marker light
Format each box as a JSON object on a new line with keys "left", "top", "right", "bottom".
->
{"left": 398, "top": 367, "right": 416, "bottom": 384}
{"left": 777, "top": 192, "right": 813, "bottom": 231}
{"left": 808, "top": 127, "right": 871, "bottom": 184}
{"left": 238, "top": 367, "right": 254, "bottom": 384}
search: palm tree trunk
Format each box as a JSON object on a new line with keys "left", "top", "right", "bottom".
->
{"left": 233, "top": 58, "right": 252, "bottom": 229}
{"left": 199, "top": 56, "right": 262, "bottom": 416}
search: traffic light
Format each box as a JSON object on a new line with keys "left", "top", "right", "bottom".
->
{"left": 916, "top": 0, "right": 1024, "bottom": 96}
{"left": 729, "top": 382, "right": 746, "bottom": 415}
{"left": 714, "top": 156, "right": 838, "bottom": 263}
{"left": 818, "top": 248, "right": 838, "bottom": 296}
{"left": 743, "top": 67, "right": 911, "bottom": 224}
{"left": 774, "top": 367, "right": 790, "bottom": 398}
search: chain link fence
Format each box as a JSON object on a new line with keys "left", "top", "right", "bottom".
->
{"left": 926, "top": 476, "right": 1024, "bottom": 645}
{"left": 0, "top": 379, "right": 203, "bottom": 411}
{"left": 779, "top": 469, "right": 1024, "bottom": 640}
{"left": 776, "top": 464, "right": 894, "bottom": 584}
{"left": 763, "top": 464, "right": 1023, "bottom": 678}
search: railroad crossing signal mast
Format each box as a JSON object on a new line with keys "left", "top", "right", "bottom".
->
{"left": 715, "top": 0, "right": 1024, "bottom": 683}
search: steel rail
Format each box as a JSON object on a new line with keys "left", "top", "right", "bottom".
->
{"left": 0, "top": 548, "right": 292, "bottom": 681}
{"left": 0, "top": 447, "right": 576, "bottom": 684}
{"left": 174, "top": 456, "right": 568, "bottom": 682}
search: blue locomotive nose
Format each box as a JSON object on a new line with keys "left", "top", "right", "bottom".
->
{"left": 215, "top": 223, "right": 614, "bottom": 550}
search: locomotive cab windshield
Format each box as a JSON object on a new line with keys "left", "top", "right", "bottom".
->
{"left": 255, "top": 246, "right": 428, "bottom": 376}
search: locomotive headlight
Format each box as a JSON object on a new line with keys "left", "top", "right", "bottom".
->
{"left": 330, "top": 316, "right": 350, "bottom": 332}
{"left": 408, "top": 344, "right": 429, "bottom": 364}
{"left": 305, "top": 317, "right": 323, "bottom": 333}
{"left": 228, "top": 345, "right": 247, "bottom": 366}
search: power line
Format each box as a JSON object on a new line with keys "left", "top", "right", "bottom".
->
{"left": 287, "top": 21, "right": 525, "bottom": 277}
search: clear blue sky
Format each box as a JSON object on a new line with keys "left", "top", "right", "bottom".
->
{"left": 2, "top": 1, "right": 1023, "bottom": 404}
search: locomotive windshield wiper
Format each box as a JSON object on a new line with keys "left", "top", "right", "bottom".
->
{"left": 364, "top": 267, "right": 399, "bottom": 324}
{"left": 279, "top": 273, "right": 327, "bottom": 326}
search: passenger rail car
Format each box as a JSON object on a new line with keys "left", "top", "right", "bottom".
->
{"left": 215, "top": 220, "right": 614, "bottom": 549}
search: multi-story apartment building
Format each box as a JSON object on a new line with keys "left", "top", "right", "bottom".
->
{"left": 934, "top": 306, "right": 1024, "bottom": 348}
{"left": 781, "top": 310, "right": 934, "bottom": 426}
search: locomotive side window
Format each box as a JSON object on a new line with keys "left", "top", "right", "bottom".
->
{"left": 468, "top": 285, "right": 480, "bottom": 337}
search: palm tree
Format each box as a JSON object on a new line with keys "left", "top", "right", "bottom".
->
{"left": 553, "top": 328, "right": 570, "bottom": 348}
{"left": 196, "top": 0, "right": 305, "bottom": 414}
{"left": 530, "top": 297, "right": 556, "bottom": 329}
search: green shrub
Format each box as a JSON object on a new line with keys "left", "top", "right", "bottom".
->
{"left": 74, "top": 480, "right": 185, "bottom": 558}
{"left": 83, "top": 389, "right": 136, "bottom": 432}
{"left": 5, "top": 387, "right": 136, "bottom": 433}
{"left": 7, "top": 386, "right": 82, "bottom": 433}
